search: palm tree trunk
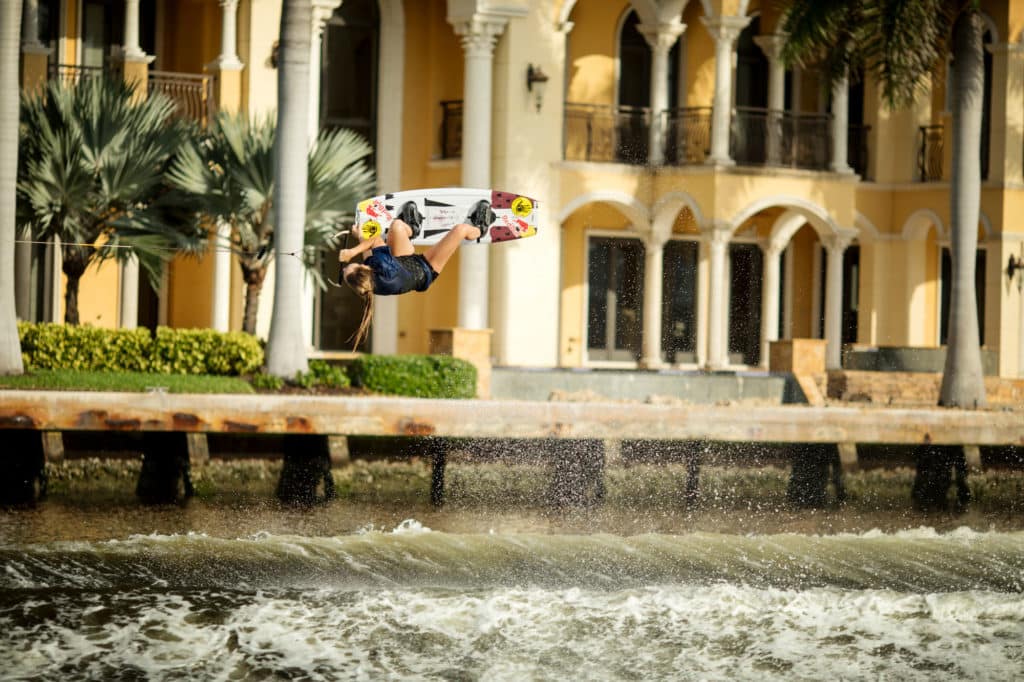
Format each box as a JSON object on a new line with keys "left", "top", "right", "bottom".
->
{"left": 0, "top": 0, "right": 25, "bottom": 374}
{"left": 241, "top": 263, "right": 267, "bottom": 335}
{"left": 940, "top": 11, "right": 987, "bottom": 408}
{"left": 62, "top": 247, "right": 89, "bottom": 325}
{"left": 265, "top": 0, "right": 312, "bottom": 377}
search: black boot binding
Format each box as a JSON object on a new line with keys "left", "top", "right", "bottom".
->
{"left": 397, "top": 201, "right": 424, "bottom": 240}
{"left": 466, "top": 200, "right": 496, "bottom": 241}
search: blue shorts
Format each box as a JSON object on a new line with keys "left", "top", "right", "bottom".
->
{"left": 366, "top": 246, "right": 439, "bottom": 295}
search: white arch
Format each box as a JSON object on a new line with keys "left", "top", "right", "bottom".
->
{"left": 979, "top": 210, "right": 993, "bottom": 239}
{"left": 557, "top": 0, "right": 578, "bottom": 27}
{"left": 901, "top": 208, "right": 944, "bottom": 241}
{"left": 854, "top": 211, "right": 881, "bottom": 242}
{"left": 979, "top": 11, "right": 1000, "bottom": 43}
{"left": 768, "top": 210, "right": 810, "bottom": 250}
{"left": 377, "top": 0, "right": 404, "bottom": 192}
{"left": 559, "top": 190, "right": 651, "bottom": 228}
{"left": 652, "top": 190, "right": 707, "bottom": 229}
{"left": 728, "top": 195, "right": 837, "bottom": 239}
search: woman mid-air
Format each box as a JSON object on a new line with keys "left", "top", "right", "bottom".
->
{"left": 338, "top": 201, "right": 489, "bottom": 348}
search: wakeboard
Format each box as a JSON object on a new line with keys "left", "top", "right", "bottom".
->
{"left": 355, "top": 187, "right": 539, "bottom": 245}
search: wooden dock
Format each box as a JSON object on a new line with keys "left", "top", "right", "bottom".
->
{"left": 1, "top": 390, "right": 1023, "bottom": 446}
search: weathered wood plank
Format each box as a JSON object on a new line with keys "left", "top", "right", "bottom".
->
{"left": 0, "top": 391, "right": 1022, "bottom": 446}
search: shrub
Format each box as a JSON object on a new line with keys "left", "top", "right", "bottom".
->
{"left": 251, "top": 372, "right": 285, "bottom": 391}
{"left": 19, "top": 322, "right": 153, "bottom": 372}
{"left": 150, "top": 328, "right": 262, "bottom": 375}
{"left": 18, "top": 322, "right": 263, "bottom": 376}
{"left": 306, "top": 360, "right": 350, "bottom": 389}
{"left": 348, "top": 354, "right": 476, "bottom": 399}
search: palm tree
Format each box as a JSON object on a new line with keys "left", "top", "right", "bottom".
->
{"left": 167, "top": 112, "right": 374, "bottom": 335}
{"left": 17, "top": 76, "right": 203, "bottom": 324}
{"left": 266, "top": 0, "right": 316, "bottom": 378}
{"left": 0, "top": 0, "right": 25, "bottom": 374}
{"left": 781, "top": 0, "right": 987, "bottom": 409}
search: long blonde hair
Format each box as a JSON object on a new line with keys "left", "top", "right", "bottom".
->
{"left": 343, "top": 265, "right": 374, "bottom": 350}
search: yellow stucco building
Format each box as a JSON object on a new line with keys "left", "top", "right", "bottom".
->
{"left": 14, "top": 0, "right": 1024, "bottom": 379}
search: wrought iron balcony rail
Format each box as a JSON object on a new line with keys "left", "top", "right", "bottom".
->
{"left": 439, "top": 100, "right": 463, "bottom": 159}
{"left": 917, "top": 124, "right": 944, "bottom": 181}
{"left": 149, "top": 71, "right": 216, "bottom": 127}
{"left": 563, "top": 102, "right": 650, "bottom": 164}
{"left": 729, "top": 107, "right": 831, "bottom": 171}
{"left": 663, "top": 107, "right": 712, "bottom": 165}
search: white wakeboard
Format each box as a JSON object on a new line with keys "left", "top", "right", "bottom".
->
{"left": 355, "top": 187, "right": 539, "bottom": 245}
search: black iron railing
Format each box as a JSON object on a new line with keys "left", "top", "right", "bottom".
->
{"left": 439, "top": 100, "right": 463, "bottom": 159}
{"left": 663, "top": 107, "right": 712, "bottom": 165}
{"left": 918, "top": 124, "right": 944, "bottom": 181}
{"left": 563, "top": 102, "right": 650, "bottom": 164}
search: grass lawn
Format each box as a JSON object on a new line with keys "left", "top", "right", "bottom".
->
{"left": 0, "top": 369, "right": 255, "bottom": 394}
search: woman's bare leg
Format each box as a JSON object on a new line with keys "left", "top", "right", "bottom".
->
{"left": 422, "top": 223, "right": 481, "bottom": 273}
{"left": 387, "top": 219, "right": 416, "bottom": 257}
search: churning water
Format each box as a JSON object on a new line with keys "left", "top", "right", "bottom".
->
{"left": 3, "top": 520, "right": 1024, "bottom": 680}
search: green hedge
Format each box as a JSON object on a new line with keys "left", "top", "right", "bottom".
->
{"left": 18, "top": 322, "right": 263, "bottom": 376}
{"left": 348, "top": 354, "right": 477, "bottom": 399}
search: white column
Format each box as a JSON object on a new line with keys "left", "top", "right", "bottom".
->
{"left": 701, "top": 16, "right": 749, "bottom": 166}
{"left": 452, "top": 16, "right": 507, "bottom": 330}
{"left": 754, "top": 33, "right": 785, "bottom": 164}
{"left": 759, "top": 242, "right": 782, "bottom": 367}
{"left": 211, "top": 222, "right": 232, "bottom": 331}
{"left": 705, "top": 224, "right": 731, "bottom": 369}
{"left": 119, "top": 258, "right": 139, "bottom": 328}
{"left": 830, "top": 73, "right": 853, "bottom": 173}
{"left": 641, "top": 235, "right": 665, "bottom": 368}
{"left": 308, "top": 1, "right": 341, "bottom": 141}
{"left": 639, "top": 22, "right": 685, "bottom": 166}
{"left": 210, "top": 0, "right": 243, "bottom": 69}
{"left": 122, "top": 0, "right": 145, "bottom": 60}
{"left": 824, "top": 234, "right": 853, "bottom": 369}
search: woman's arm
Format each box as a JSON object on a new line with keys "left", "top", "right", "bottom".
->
{"left": 339, "top": 233, "right": 385, "bottom": 263}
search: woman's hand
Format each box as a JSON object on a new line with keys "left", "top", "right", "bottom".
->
{"left": 339, "top": 248, "right": 356, "bottom": 263}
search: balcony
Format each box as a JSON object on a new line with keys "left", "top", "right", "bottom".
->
{"left": 917, "top": 125, "right": 944, "bottom": 182}
{"left": 917, "top": 122, "right": 990, "bottom": 182}
{"left": 663, "top": 107, "right": 712, "bottom": 164}
{"left": 439, "top": 98, "right": 871, "bottom": 177}
{"left": 148, "top": 71, "right": 216, "bottom": 127}
{"left": 563, "top": 103, "right": 650, "bottom": 164}
{"left": 47, "top": 64, "right": 216, "bottom": 127}
{"left": 730, "top": 107, "right": 831, "bottom": 171}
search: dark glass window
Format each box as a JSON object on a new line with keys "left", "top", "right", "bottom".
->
{"left": 662, "top": 240, "right": 698, "bottom": 363}
{"left": 940, "top": 247, "right": 986, "bottom": 346}
{"left": 728, "top": 243, "right": 763, "bottom": 365}
{"left": 588, "top": 237, "right": 644, "bottom": 362}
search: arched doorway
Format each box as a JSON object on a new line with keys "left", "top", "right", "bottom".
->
{"left": 316, "top": 0, "right": 380, "bottom": 351}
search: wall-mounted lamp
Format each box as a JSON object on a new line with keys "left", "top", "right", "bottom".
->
{"left": 1008, "top": 248, "right": 1024, "bottom": 292}
{"left": 526, "top": 64, "right": 549, "bottom": 113}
